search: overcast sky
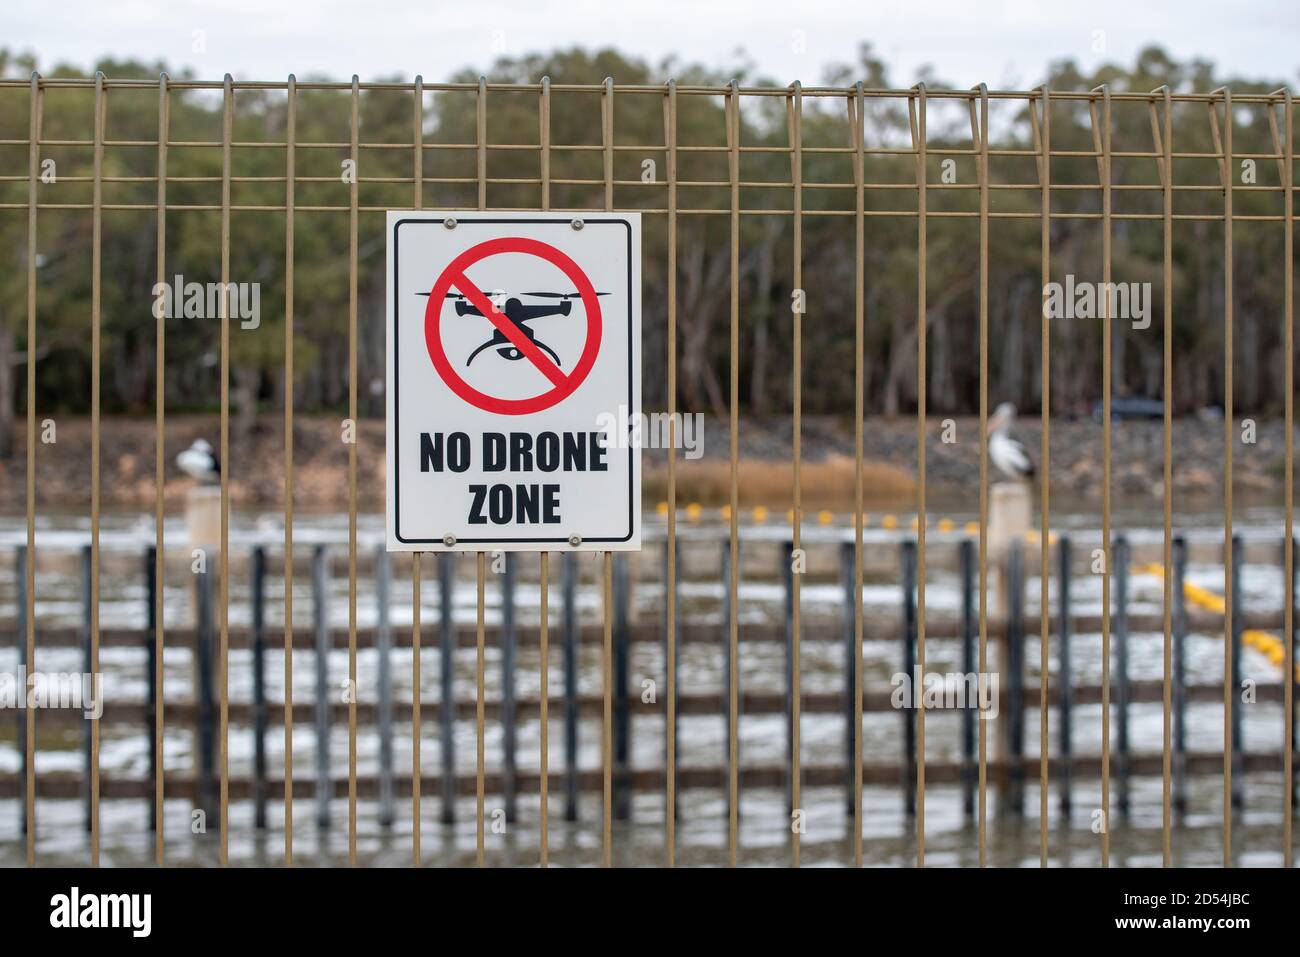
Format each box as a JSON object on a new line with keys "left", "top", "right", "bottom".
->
{"left": 4, "top": 0, "right": 1297, "bottom": 87}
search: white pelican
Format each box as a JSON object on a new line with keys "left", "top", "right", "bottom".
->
{"left": 988, "top": 402, "right": 1034, "bottom": 481}
{"left": 177, "top": 438, "right": 220, "bottom": 484}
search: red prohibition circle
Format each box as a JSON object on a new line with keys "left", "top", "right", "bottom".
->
{"left": 423, "top": 236, "right": 603, "bottom": 415}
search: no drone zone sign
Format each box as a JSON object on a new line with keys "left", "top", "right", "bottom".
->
{"left": 386, "top": 212, "right": 642, "bottom": 552}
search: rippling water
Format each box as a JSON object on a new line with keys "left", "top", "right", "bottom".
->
{"left": 0, "top": 504, "right": 1295, "bottom": 866}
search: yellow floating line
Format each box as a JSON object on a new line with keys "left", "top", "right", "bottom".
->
{"left": 1136, "top": 562, "right": 1298, "bottom": 682}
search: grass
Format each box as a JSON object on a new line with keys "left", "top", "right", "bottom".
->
{"left": 643, "top": 454, "right": 914, "bottom": 510}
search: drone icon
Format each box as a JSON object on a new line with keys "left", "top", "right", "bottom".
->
{"left": 421, "top": 289, "right": 609, "bottom": 367}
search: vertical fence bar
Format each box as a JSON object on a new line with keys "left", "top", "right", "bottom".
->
{"left": 88, "top": 71, "right": 105, "bottom": 868}
{"left": 1208, "top": 85, "right": 1234, "bottom": 865}
{"left": 411, "top": 72, "right": 423, "bottom": 867}
{"left": 283, "top": 71, "right": 297, "bottom": 867}
{"left": 727, "top": 77, "right": 743, "bottom": 867}
{"left": 663, "top": 537, "right": 679, "bottom": 823}
{"left": 439, "top": 552, "right": 455, "bottom": 825}
{"left": 538, "top": 551, "right": 550, "bottom": 867}
{"left": 840, "top": 542, "right": 856, "bottom": 814}
{"left": 960, "top": 538, "right": 976, "bottom": 817}
{"left": 217, "top": 73, "right": 232, "bottom": 868}
{"left": 23, "top": 71, "right": 41, "bottom": 868}
{"left": 476, "top": 76, "right": 487, "bottom": 209}
{"left": 1058, "top": 535, "right": 1072, "bottom": 816}
{"left": 376, "top": 545, "right": 394, "bottom": 828}
{"left": 602, "top": 549, "right": 613, "bottom": 868}
{"left": 474, "top": 75, "right": 487, "bottom": 869}
{"left": 1006, "top": 542, "right": 1025, "bottom": 817}
{"left": 612, "top": 553, "right": 630, "bottom": 821}
{"left": 412, "top": 551, "right": 422, "bottom": 864}
{"left": 788, "top": 80, "right": 804, "bottom": 870}
{"left": 910, "top": 80, "right": 928, "bottom": 868}
{"left": 1173, "top": 535, "right": 1189, "bottom": 816}
{"left": 501, "top": 553, "right": 518, "bottom": 823}
{"left": 664, "top": 77, "right": 679, "bottom": 867}
{"left": 720, "top": 540, "right": 737, "bottom": 825}
{"left": 145, "top": 546, "right": 158, "bottom": 833}
{"left": 252, "top": 545, "right": 268, "bottom": 830}
{"left": 562, "top": 550, "right": 578, "bottom": 822}
{"left": 851, "top": 80, "right": 866, "bottom": 869}
{"left": 1152, "top": 82, "right": 1174, "bottom": 868}
{"left": 901, "top": 539, "right": 917, "bottom": 818}
{"left": 153, "top": 72, "right": 168, "bottom": 865}
{"left": 346, "top": 75, "right": 360, "bottom": 867}
{"left": 80, "top": 544, "right": 92, "bottom": 834}
{"left": 1115, "top": 536, "right": 1130, "bottom": 819}
{"left": 1281, "top": 87, "right": 1295, "bottom": 868}
{"left": 313, "top": 545, "right": 330, "bottom": 830}
{"left": 538, "top": 74, "right": 551, "bottom": 869}
{"left": 195, "top": 563, "right": 216, "bottom": 827}
{"left": 15, "top": 546, "right": 28, "bottom": 839}
{"left": 1090, "top": 82, "right": 1113, "bottom": 868}
{"left": 476, "top": 551, "right": 486, "bottom": 867}
{"left": 1289, "top": 535, "right": 1297, "bottom": 817}
{"left": 782, "top": 540, "right": 795, "bottom": 816}
{"left": 974, "top": 82, "right": 991, "bottom": 867}
{"left": 1033, "top": 83, "right": 1052, "bottom": 866}
{"left": 601, "top": 77, "right": 615, "bottom": 869}
{"left": 1229, "top": 535, "right": 1244, "bottom": 810}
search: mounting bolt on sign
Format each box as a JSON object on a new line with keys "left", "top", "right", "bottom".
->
{"left": 386, "top": 211, "right": 642, "bottom": 552}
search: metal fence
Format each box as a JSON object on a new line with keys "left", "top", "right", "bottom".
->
{"left": 0, "top": 73, "right": 1295, "bottom": 868}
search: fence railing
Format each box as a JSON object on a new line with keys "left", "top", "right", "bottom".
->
{"left": 1, "top": 74, "right": 1295, "bottom": 868}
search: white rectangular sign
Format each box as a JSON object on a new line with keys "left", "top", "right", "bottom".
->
{"left": 386, "top": 211, "right": 641, "bottom": 552}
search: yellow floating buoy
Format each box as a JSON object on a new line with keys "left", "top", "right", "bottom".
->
{"left": 720, "top": 504, "right": 732, "bottom": 521}
{"left": 1139, "top": 562, "right": 1300, "bottom": 682}
{"left": 656, "top": 501, "right": 669, "bottom": 516}
{"left": 964, "top": 521, "right": 979, "bottom": 535}
{"left": 752, "top": 505, "right": 768, "bottom": 523}
{"left": 686, "top": 502, "right": 702, "bottom": 522}
{"left": 937, "top": 518, "right": 955, "bottom": 533}
{"left": 882, "top": 514, "right": 899, "bottom": 530}
{"left": 818, "top": 510, "right": 834, "bottom": 525}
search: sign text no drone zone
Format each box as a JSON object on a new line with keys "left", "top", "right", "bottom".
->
{"left": 386, "top": 213, "right": 642, "bottom": 552}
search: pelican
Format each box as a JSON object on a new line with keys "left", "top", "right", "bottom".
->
{"left": 988, "top": 402, "right": 1034, "bottom": 481}
{"left": 177, "top": 438, "right": 220, "bottom": 484}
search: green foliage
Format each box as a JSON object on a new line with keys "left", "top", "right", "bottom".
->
{"left": 0, "top": 43, "right": 1294, "bottom": 451}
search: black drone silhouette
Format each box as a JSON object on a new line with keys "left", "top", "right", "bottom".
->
{"left": 421, "top": 289, "right": 608, "bottom": 367}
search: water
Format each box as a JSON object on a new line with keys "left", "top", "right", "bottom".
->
{"left": 0, "top": 505, "right": 1294, "bottom": 866}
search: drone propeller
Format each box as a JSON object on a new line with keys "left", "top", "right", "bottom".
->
{"left": 414, "top": 292, "right": 468, "bottom": 299}
{"left": 522, "top": 291, "right": 610, "bottom": 298}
